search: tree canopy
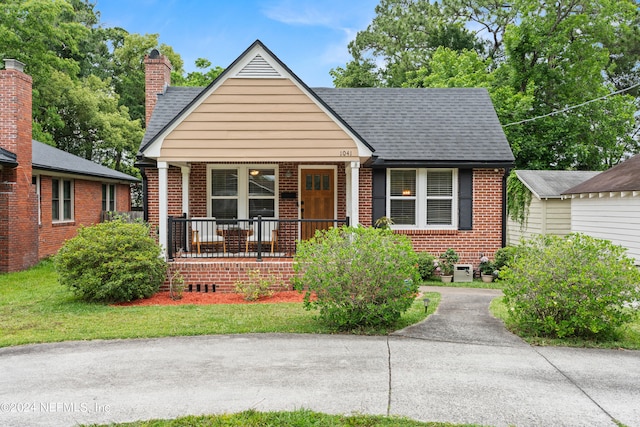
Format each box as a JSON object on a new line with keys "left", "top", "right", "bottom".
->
{"left": 0, "top": 0, "right": 222, "bottom": 178}
{"left": 334, "top": 0, "right": 640, "bottom": 170}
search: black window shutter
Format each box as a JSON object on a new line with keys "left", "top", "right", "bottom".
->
{"left": 458, "top": 169, "right": 473, "bottom": 230}
{"left": 372, "top": 168, "right": 387, "bottom": 225}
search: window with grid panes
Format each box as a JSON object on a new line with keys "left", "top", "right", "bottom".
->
{"left": 387, "top": 169, "right": 456, "bottom": 228}
{"left": 208, "top": 166, "right": 277, "bottom": 219}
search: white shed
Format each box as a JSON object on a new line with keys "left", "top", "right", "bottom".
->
{"left": 563, "top": 155, "right": 640, "bottom": 266}
{"left": 507, "top": 170, "right": 599, "bottom": 246}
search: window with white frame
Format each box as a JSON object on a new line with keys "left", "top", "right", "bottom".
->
{"left": 32, "top": 175, "right": 41, "bottom": 225}
{"left": 208, "top": 165, "right": 277, "bottom": 219}
{"left": 387, "top": 168, "right": 457, "bottom": 228}
{"left": 102, "top": 184, "right": 116, "bottom": 211}
{"left": 52, "top": 178, "right": 73, "bottom": 222}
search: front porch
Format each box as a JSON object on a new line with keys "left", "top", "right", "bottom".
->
{"left": 167, "top": 216, "right": 349, "bottom": 261}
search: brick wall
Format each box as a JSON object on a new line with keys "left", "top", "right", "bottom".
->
{"left": 166, "top": 259, "right": 296, "bottom": 293}
{"left": 358, "top": 168, "right": 373, "bottom": 226}
{"left": 149, "top": 164, "right": 505, "bottom": 287}
{"left": 38, "top": 177, "right": 133, "bottom": 259}
{"left": 392, "top": 169, "right": 505, "bottom": 267}
{"left": 0, "top": 60, "right": 39, "bottom": 272}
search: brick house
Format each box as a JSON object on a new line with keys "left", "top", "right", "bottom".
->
{"left": 138, "top": 40, "right": 515, "bottom": 290}
{"left": 0, "top": 59, "right": 139, "bottom": 273}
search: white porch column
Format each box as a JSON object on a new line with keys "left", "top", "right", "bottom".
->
{"left": 158, "top": 161, "right": 169, "bottom": 258}
{"left": 181, "top": 165, "right": 190, "bottom": 215}
{"left": 348, "top": 161, "right": 360, "bottom": 225}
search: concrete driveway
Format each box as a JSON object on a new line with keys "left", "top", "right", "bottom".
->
{"left": 0, "top": 287, "right": 638, "bottom": 427}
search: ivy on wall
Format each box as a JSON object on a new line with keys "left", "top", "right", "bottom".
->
{"left": 506, "top": 170, "right": 532, "bottom": 228}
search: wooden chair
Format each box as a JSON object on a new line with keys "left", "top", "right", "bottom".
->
{"left": 245, "top": 218, "right": 277, "bottom": 254}
{"left": 191, "top": 217, "right": 226, "bottom": 254}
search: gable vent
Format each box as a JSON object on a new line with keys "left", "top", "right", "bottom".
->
{"left": 236, "top": 54, "right": 281, "bottom": 78}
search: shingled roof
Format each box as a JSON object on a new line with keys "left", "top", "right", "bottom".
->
{"left": 33, "top": 140, "right": 139, "bottom": 182}
{"left": 140, "top": 85, "right": 514, "bottom": 167}
{"left": 563, "top": 154, "right": 640, "bottom": 194}
{"left": 0, "top": 146, "right": 17, "bottom": 167}
{"left": 314, "top": 87, "right": 513, "bottom": 166}
{"left": 515, "top": 170, "right": 600, "bottom": 199}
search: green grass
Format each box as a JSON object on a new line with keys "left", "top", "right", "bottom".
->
{"left": 84, "top": 408, "right": 482, "bottom": 426}
{"left": 0, "top": 260, "right": 437, "bottom": 348}
{"left": 421, "top": 278, "right": 503, "bottom": 289}
{"left": 489, "top": 296, "right": 640, "bottom": 350}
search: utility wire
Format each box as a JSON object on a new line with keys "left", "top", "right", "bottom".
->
{"left": 502, "top": 81, "right": 640, "bottom": 127}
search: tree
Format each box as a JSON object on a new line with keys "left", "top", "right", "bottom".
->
{"left": 173, "top": 58, "right": 224, "bottom": 87}
{"left": 0, "top": 0, "right": 143, "bottom": 173}
{"left": 333, "top": 0, "right": 483, "bottom": 87}
{"left": 335, "top": 0, "right": 640, "bottom": 170}
{"left": 500, "top": 0, "right": 639, "bottom": 169}
{"left": 0, "top": 0, "right": 195, "bottom": 177}
{"left": 110, "top": 31, "right": 184, "bottom": 124}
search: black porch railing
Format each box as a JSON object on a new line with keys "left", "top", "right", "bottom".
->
{"left": 167, "top": 216, "right": 349, "bottom": 261}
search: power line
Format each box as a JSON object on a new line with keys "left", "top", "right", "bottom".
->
{"left": 502, "top": 81, "right": 640, "bottom": 127}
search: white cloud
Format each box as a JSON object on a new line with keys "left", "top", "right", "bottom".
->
{"left": 262, "top": 0, "right": 375, "bottom": 30}
{"left": 262, "top": 0, "right": 343, "bottom": 28}
{"left": 320, "top": 27, "right": 358, "bottom": 65}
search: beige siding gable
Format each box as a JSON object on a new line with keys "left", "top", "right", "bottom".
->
{"left": 161, "top": 78, "right": 361, "bottom": 162}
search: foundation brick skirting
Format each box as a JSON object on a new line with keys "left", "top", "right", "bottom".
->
{"left": 165, "top": 259, "right": 297, "bottom": 293}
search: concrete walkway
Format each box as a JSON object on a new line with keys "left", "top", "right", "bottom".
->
{"left": 0, "top": 287, "right": 639, "bottom": 427}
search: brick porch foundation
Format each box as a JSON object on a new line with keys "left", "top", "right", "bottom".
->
{"left": 165, "top": 258, "right": 297, "bottom": 293}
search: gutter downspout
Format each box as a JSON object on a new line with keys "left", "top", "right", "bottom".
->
{"left": 502, "top": 167, "right": 512, "bottom": 248}
{"left": 140, "top": 166, "right": 148, "bottom": 222}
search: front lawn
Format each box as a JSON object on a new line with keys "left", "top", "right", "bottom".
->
{"left": 0, "top": 260, "right": 437, "bottom": 348}
{"left": 490, "top": 297, "right": 640, "bottom": 350}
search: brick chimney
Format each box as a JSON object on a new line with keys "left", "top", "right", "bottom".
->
{"left": 0, "top": 59, "right": 39, "bottom": 272}
{"left": 0, "top": 59, "right": 32, "bottom": 174}
{"left": 144, "top": 49, "right": 172, "bottom": 127}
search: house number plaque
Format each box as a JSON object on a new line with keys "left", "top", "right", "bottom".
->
{"left": 339, "top": 150, "right": 353, "bottom": 157}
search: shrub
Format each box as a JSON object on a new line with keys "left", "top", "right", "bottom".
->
{"left": 501, "top": 233, "right": 640, "bottom": 339}
{"left": 168, "top": 269, "right": 185, "bottom": 301}
{"left": 234, "top": 269, "right": 278, "bottom": 301}
{"left": 478, "top": 256, "right": 496, "bottom": 276}
{"left": 56, "top": 220, "right": 167, "bottom": 303}
{"left": 416, "top": 252, "right": 437, "bottom": 281}
{"left": 439, "top": 248, "right": 459, "bottom": 276}
{"left": 494, "top": 246, "right": 518, "bottom": 271}
{"left": 294, "top": 226, "right": 420, "bottom": 330}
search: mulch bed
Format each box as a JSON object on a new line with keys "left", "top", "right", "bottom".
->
{"left": 115, "top": 290, "right": 306, "bottom": 306}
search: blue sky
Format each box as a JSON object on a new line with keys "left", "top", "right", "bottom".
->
{"left": 95, "top": 0, "right": 380, "bottom": 87}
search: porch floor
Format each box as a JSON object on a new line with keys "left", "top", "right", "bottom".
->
{"left": 174, "top": 252, "right": 291, "bottom": 260}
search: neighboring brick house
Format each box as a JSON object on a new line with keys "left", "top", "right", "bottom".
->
{"left": 0, "top": 59, "right": 139, "bottom": 273}
{"left": 138, "top": 40, "right": 515, "bottom": 290}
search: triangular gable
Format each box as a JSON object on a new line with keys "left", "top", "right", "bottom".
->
{"left": 141, "top": 40, "right": 373, "bottom": 162}
{"left": 235, "top": 53, "right": 281, "bottom": 78}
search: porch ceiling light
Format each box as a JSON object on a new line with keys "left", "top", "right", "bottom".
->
{"left": 250, "top": 169, "right": 260, "bottom": 176}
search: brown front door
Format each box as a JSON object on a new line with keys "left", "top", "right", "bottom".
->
{"left": 300, "top": 169, "right": 335, "bottom": 240}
